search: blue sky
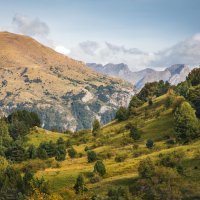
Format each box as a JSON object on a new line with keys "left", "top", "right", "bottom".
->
{"left": 1, "top": 0, "right": 200, "bottom": 70}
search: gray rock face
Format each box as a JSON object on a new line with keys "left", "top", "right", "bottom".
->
{"left": 87, "top": 63, "right": 191, "bottom": 89}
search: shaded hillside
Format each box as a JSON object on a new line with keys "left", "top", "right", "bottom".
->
{"left": 0, "top": 32, "right": 134, "bottom": 131}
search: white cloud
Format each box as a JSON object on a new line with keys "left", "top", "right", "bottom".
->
{"left": 12, "top": 14, "right": 50, "bottom": 37}
{"left": 69, "top": 33, "right": 200, "bottom": 71}
{"left": 55, "top": 46, "right": 71, "bottom": 55}
{"left": 69, "top": 41, "right": 155, "bottom": 71}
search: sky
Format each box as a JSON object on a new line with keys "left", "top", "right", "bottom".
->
{"left": 0, "top": 0, "right": 200, "bottom": 71}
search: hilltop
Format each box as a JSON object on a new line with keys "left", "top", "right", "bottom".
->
{"left": 0, "top": 32, "right": 134, "bottom": 131}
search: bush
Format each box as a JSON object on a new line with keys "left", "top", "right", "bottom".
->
{"left": 90, "top": 174, "right": 101, "bottom": 183}
{"left": 138, "top": 158, "right": 155, "bottom": 178}
{"left": 159, "top": 151, "right": 183, "bottom": 168}
{"left": 73, "top": 174, "right": 87, "bottom": 194}
{"left": 94, "top": 160, "right": 106, "bottom": 176}
{"left": 37, "top": 147, "right": 48, "bottom": 160}
{"left": 55, "top": 145, "right": 66, "bottom": 161}
{"left": 146, "top": 139, "right": 154, "bottom": 149}
{"left": 68, "top": 147, "right": 77, "bottom": 158}
{"left": 130, "top": 126, "right": 140, "bottom": 141}
{"left": 115, "top": 107, "right": 129, "bottom": 121}
{"left": 87, "top": 150, "right": 97, "bottom": 163}
{"left": 115, "top": 154, "right": 127, "bottom": 162}
{"left": 27, "top": 144, "right": 37, "bottom": 159}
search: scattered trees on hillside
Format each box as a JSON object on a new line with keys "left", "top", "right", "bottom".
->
{"left": 174, "top": 102, "right": 199, "bottom": 143}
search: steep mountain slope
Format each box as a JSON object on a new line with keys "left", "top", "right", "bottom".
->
{"left": 87, "top": 63, "right": 191, "bottom": 89}
{"left": 0, "top": 32, "right": 134, "bottom": 131}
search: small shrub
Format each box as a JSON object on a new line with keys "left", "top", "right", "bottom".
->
{"left": 115, "top": 154, "right": 127, "bottom": 162}
{"left": 87, "top": 151, "right": 97, "bottom": 163}
{"left": 146, "top": 139, "right": 154, "bottom": 149}
{"left": 94, "top": 161, "right": 106, "bottom": 176}
{"left": 68, "top": 147, "right": 77, "bottom": 158}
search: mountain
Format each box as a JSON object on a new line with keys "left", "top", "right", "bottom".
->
{"left": 87, "top": 63, "right": 191, "bottom": 89}
{"left": 0, "top": 32, "right": 134, "bottom": 131}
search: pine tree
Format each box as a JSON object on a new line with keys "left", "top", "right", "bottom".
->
{"left": 94, "top": 160, "right": 106, "bottom": 176}
{"left": 73, "top": 174, "right": 87, "bottom": 194}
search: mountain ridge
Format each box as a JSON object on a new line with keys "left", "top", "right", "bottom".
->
{"left": 0, "top": 32, "right": 134, "bottom": 131}
{"left": 87, "top": 63, "right": 191, "bottom": 89}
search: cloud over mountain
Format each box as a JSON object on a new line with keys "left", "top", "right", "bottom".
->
{"left": 69, "top": 34, "right": 200, "bottom": 71}
{"left": 12, "top": 14, "right": 50, "bottom": 37}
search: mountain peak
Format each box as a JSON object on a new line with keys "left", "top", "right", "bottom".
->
{"left": 166, "top": 64, "right": 189, "bottom": 75}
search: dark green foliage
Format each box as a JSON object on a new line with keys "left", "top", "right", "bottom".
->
{"left": 146, "top": 139, "right": 154, "bottom": 149}
{"left": 129, "top": 96, "right": 143, "bottom": 110}
{"left": 0, "top": 120, "right": 12, "bottom": 156}
{"left": 37, "top": 147, "right": 48, "bottom": 160}
{"left": 68, "top": 146, "right": 77, "bottom": 158}
{"left": 94, "top": 160, "right": 106, "bottom": 176}
{"left": 165, "top": 95, "right": 174, "bottom": 108}
{"left": 133, "top": 166, "right": 182, "bottom": 200}
{"left": 148, "top": 98, "right": 153, "bottom": 106}
{"left": 175, "top": 81, "right": 190, "bottom": 98}
{"left": 159, "top": 151, "right": 183, "bottom": 168}
{"left": 23, "top": 168, "right": 34, "bottom": 195}
{"left": 92, "top": 118, "right": 101, "bottom": 136}
{"left": 38, "top": 141, "right": 56, "bottom": 158}
{"left": 56, "top": 137, "right": 65, "bottom": 146}
{"left": 137, "top": 81, "right": 170, "bottom": 102}
{"left": 5, "top": 143, "right": 26, "bottom": 162}
{"left": 107, "top": 187, "right": 130, "bottom": 200}
{"left": 7, "top": 110, "right": 40, "bottom": 140}
{"left": 115, "top": 107, "right": 129, "bottom": 121}
{"left": 87, "top": 150, "right": 97, "bottom": 163}
{"left": 188, "top": 86, "right": 200, "bottom": 118}
{"left": 187, "top": 68, "right": 200, "bottom": 86}
{"left": 73, "top": 174, "right": 87, "bottom": 194}
{"left": 129, "top": 126, "right": 140, "bottom": 141}
{"left": 27, "top": 144, "right": 37, "bottom": 159}
{"left": 174, "top": 102, "right": 199, "bottom": 143}
{"left": 8, "top": 110, "right": 40, "bottom": 128}
{"left": 55, "top": 144, "right": 66, "bottom": 161}
{"left": 9, "top": 121, "right": 29, "bottom": 140}
{"left": 138, "top": 158, "right": 155, "bottom": 178}
{"left": 0, "top": 166, "right": 23, "bottom": 199}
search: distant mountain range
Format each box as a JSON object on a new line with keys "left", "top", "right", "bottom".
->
{"left": 0, "top": 32, "right": 134, "bottom": 131}
{"left": 87, "top": 63, "right": 191, "bottom": 89}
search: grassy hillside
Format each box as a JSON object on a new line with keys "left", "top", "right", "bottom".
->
{"left": 17, "top": 92, "right": 200, "bottom": 199}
